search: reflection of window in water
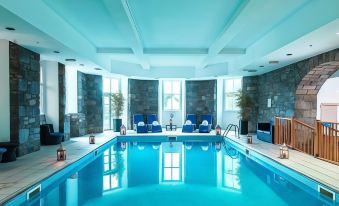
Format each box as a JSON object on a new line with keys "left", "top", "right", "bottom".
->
{"left": 103, "top": 146, "right": 121, "bottom": 191}
{"left": 163, "top": 152, "right": 181, "bottom": 181}
{"left": 223, "top": 155, "right": 240, "bottom": 190}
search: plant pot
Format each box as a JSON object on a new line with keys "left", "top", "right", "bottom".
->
{"left": 113, "top": 119, "right": 122, "bottom": 132}
{"left": 239, "top": 120, "right": 248, "bottom": 135}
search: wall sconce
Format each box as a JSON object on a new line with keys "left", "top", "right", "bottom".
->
{"left": 120, "top": 124, "right": 126, "bottom": 135}
{"left": 89, "top": 134, "right": 95, "bottom": 144}
{"left": 279, "top": 143, "right": 289, "bottom": 159}
{"left": 247, "top": 134, "right": 253, "bottom": 144}
{"left": 57, "top": 144, "right": 66, "bottom": 161}
{"left": 215, "top": 125, "right": 222, "bottom": 136}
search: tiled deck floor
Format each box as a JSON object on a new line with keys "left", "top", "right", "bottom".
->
{"left": 0, "top": 131, "right": 116, "bottom": 205}
{"left": 1, "top": 130, "right": 339, "bottom": 204}
{"left": 226, "top": 132, "right": 339, "bottom": 193}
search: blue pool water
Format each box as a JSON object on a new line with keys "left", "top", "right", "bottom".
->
{"left": 11, "top": 141, "right": 338, "bottom": 206}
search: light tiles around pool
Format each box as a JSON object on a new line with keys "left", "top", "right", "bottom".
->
{"left": 226, "top": 132, "right": 339, "bottom": 193}
{"left": 0, "top": 131, "right": 116, "bottom": 205}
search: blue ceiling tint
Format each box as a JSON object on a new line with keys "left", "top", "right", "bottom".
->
{"left": 43, "top": 0, "right": 129, "bottom": 48}
{"left": 0, "top": 0, "right": 338, "bottom": 78}
{"left": 128, "top": 0, "right": 245, "bottom": 48}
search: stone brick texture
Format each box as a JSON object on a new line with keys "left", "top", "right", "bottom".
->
{"left": 244, "top": 48, "right": 339, "bottom": 128}
{"left": 185, "top": 80, "right": 217, "bottom": 128}
{"left": 77, "top": 72, "right": 103, "bottom": 134}
{"left": 9, "top": 42, "right": 40, "bottom": 156}
{"left": 128, "top": 79, "right": 159, "bottom": 129}
{"left": 64, "top": 113, "right": 87, "bottom": 137}
{"left": 58, "top": 63, "right": 68, "bottom": 140}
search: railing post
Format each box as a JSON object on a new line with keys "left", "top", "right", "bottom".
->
{"left": 291, "top": 118, "right": 295, "bottom": 148}
{"left": 274, "top": 117, "right": 278, "bottom": 144}
{"left": 314, "top": 121, "right": 319, "bottom": 157}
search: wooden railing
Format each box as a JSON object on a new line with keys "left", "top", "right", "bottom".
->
{"left": 315, "top": 121, "right": 339, "bottom": 165}
{"left": 274, "top": 117, "right": 339, "bottom": 165}
{"left": 274, "top": 117, "right": 315, "bottom": 155}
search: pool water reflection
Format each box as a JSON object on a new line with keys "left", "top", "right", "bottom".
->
{"left": 23, "top": 142, "right": 337, "bottom": 206}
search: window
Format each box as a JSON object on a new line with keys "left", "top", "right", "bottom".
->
{"left": 103, "top": 146, "right": 121, "bottom": 191}
{"left": 163, "top": 80, "right": 181, "bottom": 111}
{"left": 224, "top": 78, "right": 242, "bottom": 111}
{"left": 39, "top": 67, "right": 44, "bottom": 114}
{"left": 103, "top": 78, "right": 120, "bottom": 130}
{"left": 223, "top": 155, "right": 240, "bottom": 190}
{"left": 163, "top": 152, "right": 181, "bottom": 181}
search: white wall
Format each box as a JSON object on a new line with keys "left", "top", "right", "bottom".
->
{"left": 0, "top": 40, "right": 10, "bottom": 142}
{"left": 41, "top": 60, "right": 59, "bottom": 132}
{"left": 121, "top": 76, "right": 128, "bottom": 127}
{"left": 317, "top": 70, "right": 339, "bottom": 120}
{"left": 65, "top": 66, "right": 78, "bottom": 114}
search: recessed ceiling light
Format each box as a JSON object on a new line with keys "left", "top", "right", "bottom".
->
{"left": 79, "top": 64, "right": 84, "bottom": 66}
{"left": 65, "top": 58, "right": 76, "bottom": 62}
{"left": 94, "top": 67, "right": 102, "bottom": 70}
{"left": 5, "top": 27, "right": 15, "bottom": 31}
{"left": 247, "top": 69, "right": 257, "bottom": 72}
{"left": 53, "top": 51, "right": 60, "bottom": 54}
{"left": 269, "top": 61, "right": 279, "bottom": 64}
{"left": 259, "top": 65, "right": 264, "bottom": 68}
{"left": 286, "top": 53, "right": 293, "bottom": 56}
{"left": 309, "top": 44, "right": 313, "bottom": 47}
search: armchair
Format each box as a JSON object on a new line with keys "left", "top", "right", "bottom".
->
{"left": 40, "top": 124, "right": 64, "bottom": 145}
{"left": 199, "top": 114, "right": 212, "bottom": 133}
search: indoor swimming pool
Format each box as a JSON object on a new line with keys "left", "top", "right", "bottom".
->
{"left": 6, "top": 140, "right": 338, "bottom": 206}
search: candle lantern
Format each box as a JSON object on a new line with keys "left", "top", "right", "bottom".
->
{"left": 215, "top": 125, "right": 222, "bottom": 135}
{"left": 215, "top": 142, "right": 221, "bottom": 151}
{"left": 57, "top": 144, "right": 66, "bottom": 161}
{"left": 247, "top": 134, "right": 253, "bottom": 144}
{"left": 121, "top": 142, "right": 127, "bottom": 151}
{"left": 279, "top": 143, "right": 289, "bottom": 159}
{"left": 120, "top": 124, "right": 126, "bottom": 135}
{"left": 89, "top": 134, "right": 95, "bottom": 144}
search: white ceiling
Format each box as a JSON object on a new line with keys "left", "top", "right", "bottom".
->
{"left": 0, "top": 0, "right": 338, "bottom": 78}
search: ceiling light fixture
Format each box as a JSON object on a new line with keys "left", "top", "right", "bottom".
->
{"left": 53, "top": 51, "right": 60, "bottom": 54}
{"left": 5, "top": 27, "right": 15, "bottom": 31}
{"left": 247, "top": 69, "right": 257, "bottom": 73}
{"left": 286, "top": 53, "right": 293, "bottom": 56}
{"left": 65, "top": 58, "right": 76, "bottom": 62}
{"left": 269, "top": 61, "right": 279, "bottom": 64}
{"left": 259, "top": 65, "right": 264, "bottom": 68}
{"left": 79, "top": 64, "right": 84, "bottom": 66}
{"left": 94, "top": 68, "right": 102, "bottom": 70}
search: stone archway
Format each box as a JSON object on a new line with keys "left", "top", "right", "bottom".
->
{"left": 295, "top": 61, "right": 339, "bottom": 125}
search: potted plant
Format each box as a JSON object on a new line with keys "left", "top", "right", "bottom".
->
{"left": 111, "top": 93, "right": 125, "bottom": 132}
{"left": 235, "top": 90, "right": 252, "bottom": 135}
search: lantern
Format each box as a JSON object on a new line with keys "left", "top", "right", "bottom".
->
{"left": 247, "top": 134, "right": 253, "bottom": 144}
{"left": 120, "top": 142, "right": 127, "bottom": 151}
{"left": 89, "top": 134, "right": 95, "bottom": 144}
{"left": 215, "top": 125, "right": 222, "bottom": 135}
{"left": 57, "top": 144, "right": 66, "bottom": 161}
{"left": 120, "top": 124, "right": 126, "bottom": 135}
{"left": 215, "top": 142, "right": 221, "bottom": 151}
{"left": 279, "top": 143, "right": 289, "bottom": 159}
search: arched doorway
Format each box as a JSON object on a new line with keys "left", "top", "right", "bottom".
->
{"left": 294, "top": 61, "right": 339, "bottom": 125}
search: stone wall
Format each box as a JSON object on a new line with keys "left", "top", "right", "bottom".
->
{"left": 128, "top": 79, "right": 159, "bottom": 129}
{"left": 242, "top": 76, "right": 259, "bottom": 132}
{"left": 185, "top": 80, "right": 217, "bottom": 128}
{"left": 64, "top": 113, "right": 86, "bottom": 137}
{"left": 244, "top": 48, "right": 339, "bottom": 127}
{"left": 9, "top": 42, "right": 40, "bottom": 156}
{"left": 58, "top": 63, "right": 68, "bottom": 140}
{"left": 77, "top": 72, "right": 103, "bottom": 134}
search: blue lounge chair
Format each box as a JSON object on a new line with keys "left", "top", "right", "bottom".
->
{"left": 147, "top": 114, "right": 162, "bottom": 133}
{"left": 136, "top": 122, "right": 148, "bottom": 133}
{"left": 133, "top": 114, "right": 144, "bottom": 131}
{"left": 199, "top": 114, "right": 212, "bottom": 133}
{"left": 187, "top": 114, "right": 197, "bottom": 129}
{"left": 182, "top": 120, "right": 194, "bottom": 133}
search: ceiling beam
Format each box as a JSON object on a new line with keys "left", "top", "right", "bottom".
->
{"left": 102, "top": 0, "right": 150, "bottom": 69}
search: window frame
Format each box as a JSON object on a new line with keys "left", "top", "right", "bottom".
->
{"left": 103, "top": 77, "right": 121, "bottom": 130}
{"left": 162, "top": 152, "right": 182, "bottom": 182}
{"left": 162, "top": 80, "right": 182, "bottom": 111}
{"left": 222, "top": 154, "right": 241, "bottom": 190}
{"left": 103, "top": 146, "right": 120, "bottom": 191}
{"left": 39, "top": 67, "right": 44, "bottom": 114}
{"left": 224, "top": 78, "right": 242, "bottom": 112}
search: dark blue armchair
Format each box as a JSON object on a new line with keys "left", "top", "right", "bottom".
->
{"left": 199, "top": 114, "right": 212, "bottom": 133}
{"left": 40, "top": 124, "right": 64, "bottom": 145}
{"left": 133, "top": 114, "right": 145, "bottom": 131}
{"left": 187, "top": 114, "right": 197, "bottom": 129}
{"left": 147, "top": 114, "right": 162, "bottom": 133}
